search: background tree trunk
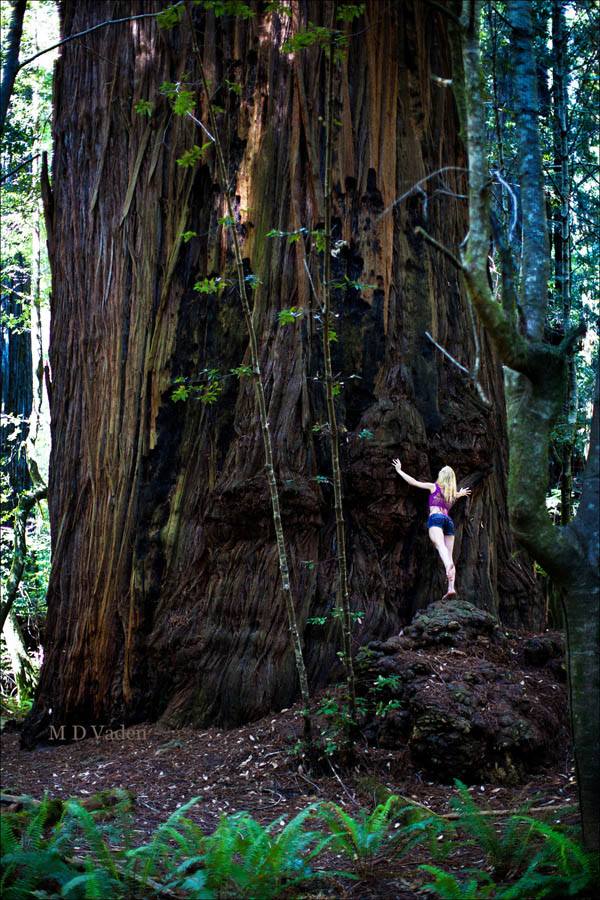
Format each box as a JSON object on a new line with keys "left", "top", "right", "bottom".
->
{"left": 24, "top": 0, "right": 541, "bottom": 745}
{"left": 1, "top": 252, "right": 33, "bottom": 506}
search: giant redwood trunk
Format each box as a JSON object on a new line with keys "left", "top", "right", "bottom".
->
{"left": 24, "top": 0, "right": 541, "bottom": 744}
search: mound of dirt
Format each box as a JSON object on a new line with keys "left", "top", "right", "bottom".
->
{"left": 355, "top": 599, "right": 568, "bottom": 784}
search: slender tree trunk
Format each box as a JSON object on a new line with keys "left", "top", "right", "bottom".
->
{"left": 0, "top": 253, "right": 33, "bottom": 506}
{"left": 0, "top": 0, "right": 27, "bottom": 138}
{"left": 459, "top": 0, "right": 599, "bottom": 850}
{"left": 0, "top": 478, "right": 47, "bottom": 635}
{"left": 552, "top": 0, "right": 577, "bottom": 526}
{"left": 24, "top": 0, "right": 541, "bottom": 748}
{"left": 318, "top": 3, "right": 357, "bottom": 725}
{"left": 2, "top": 609, "right": 37, "bottom": 702}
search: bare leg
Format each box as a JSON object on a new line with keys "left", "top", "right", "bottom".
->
{"left": 428, "top": 527, "right": 456, "bottom": 593}
{"left": 443, "top": 534, "right": 456, "bottom": 596}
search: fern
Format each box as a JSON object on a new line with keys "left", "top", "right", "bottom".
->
{"left": 61, "top": 856, "right": 120, "bottom": 899}
{"left": 1, "top": 796, "right": 76, "bottom": 899}
{"left": 124, "top": 794, "right": 205, "bottom": 890}
{"left": 421, "top": 865, "right": 496, "bottom": 898}
{"left": 500, "top": 817, "right": 600, "bottom": 899}
{"left": 422, "top": 806, "right": 599, "bottom": 900}
{"left": 319, "top": 794, "right": 434, "bottom": 877}
{"left": 201, "top": 804, "right": 328, "bottom": 898}
{"left": 450, "top": 780, "right": 535, "bottom": 878}
{"left": 63, "top": 801, "right": 121, "bottom": 884}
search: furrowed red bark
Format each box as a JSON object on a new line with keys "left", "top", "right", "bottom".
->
{"left": 24, "top": 0, "right": 542, "bottom": 750}
{"left": 183, "top": 0, "right": 314, "bottom": 748}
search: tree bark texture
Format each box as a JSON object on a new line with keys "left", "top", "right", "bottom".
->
{"left": 25, "top": 0, "right": 541, "bottom": 744}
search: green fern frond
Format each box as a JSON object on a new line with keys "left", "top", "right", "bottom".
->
{"left": 421, "top": 864, "right": 496, "bottom": 898}
{"left": 61, "top": 856, "right": 120, "bottom": 900}
{"left": 319, "top": 798, "right": 408, "bottom": 876}
{"left": 63, "top": 801, "right": 119, "bottom": 882}
{"left": 199, "top": 806, "right": 326, "bottom": 898}
{"left": 0, "top": 814, "right": 19, "bottom": 857}
{"left": 517, "top": 816, "right": 593, "bottom": 875}
{"left": 22, "top": 793, "right": 52, "bottom": 852}
{"left": 450, "top": 780, "right": 536, "bottom": 877}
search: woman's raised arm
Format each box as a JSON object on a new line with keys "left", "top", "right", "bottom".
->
{"left": 392, "top": 459, "right": 436, "bottom": 491}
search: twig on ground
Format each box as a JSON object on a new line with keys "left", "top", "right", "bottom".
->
{"left": 328, "top": 759, "right": 360, "bottom": 808}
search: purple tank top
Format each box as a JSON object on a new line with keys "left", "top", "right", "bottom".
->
{"left": 428, "top": 483, "right": 450, "bottom": 514}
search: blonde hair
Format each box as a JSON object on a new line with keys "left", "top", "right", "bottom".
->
{"left": 437, "top": 466, "right": 457, "bottom": 505}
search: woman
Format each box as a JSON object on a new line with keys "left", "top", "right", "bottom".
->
{"left": 392, "top": 459, "right": 471, "bottom": 598}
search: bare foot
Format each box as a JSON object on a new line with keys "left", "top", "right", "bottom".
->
{"left": 442, "top": 588, "right": 457, "bottom": 599}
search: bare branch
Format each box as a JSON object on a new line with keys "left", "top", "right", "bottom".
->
{"left": 425, "top": 331, "right": 470, "bottom": 374}
{"left": 493, "top": 170, "right": 518, "bottom": 243}
{"left": 415, "top": 225, "right": 464, "bottom": 271}
{"left": 0, "top": 153, "right": 41, "bottom": 183}
{"left": 15, "top": 4, "right": 183, "bottom": 74}
{"left": 425, "top": 331, "right": 490, "bottom": 405}
{"left": 302, "top": 258, "right": 323, "bottom": 310}
{"left": 374, "top": 167, "right": 468, "bottom": 224}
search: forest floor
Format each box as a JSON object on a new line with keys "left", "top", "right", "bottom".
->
{"left": 1, "top": 629, "right": 580, "bottom": 898}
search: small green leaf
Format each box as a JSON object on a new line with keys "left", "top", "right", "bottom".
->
{"left": 194, "top": 277, "right": 223, "bottom": 293}
{"left": 173, "top": 90, "right": 196, "bottom": 116}
{"left": 225, "top": 78, "right": 243, "bottom": 96}
{"left": 264, "top": 1, "right": 292, "bottom": 15}
{"left": 177, "top": 142, "right": 213, "bottom": 167}
{"left": 172, "top": 383, "right": 191, "bottom": 403}
{"left": 134, "top": 99, "right": 154, "bottom": 116}
{"left": 204, "top": 0, "right": 256, "bottom": 19}
{"left": 312, "top": 229, "right": 327, "bottom": 253}
{"left": 157, "top": 4, "right": 184, "bottom": 28}
{"left": 282, "top": 30, "right": 319, "bottom": 53}
{"left": 338, "top": 3, "right": 365, "bottom": 23}
{"left": 231, "top": 365, "right": 253, "bottom": 378}
{"left": 278, "top": 306, "right": 302, "bottom": 325}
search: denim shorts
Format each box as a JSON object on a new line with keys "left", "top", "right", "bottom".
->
{"left": 427, "top": 514, "right": 455, "bottom": 536}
